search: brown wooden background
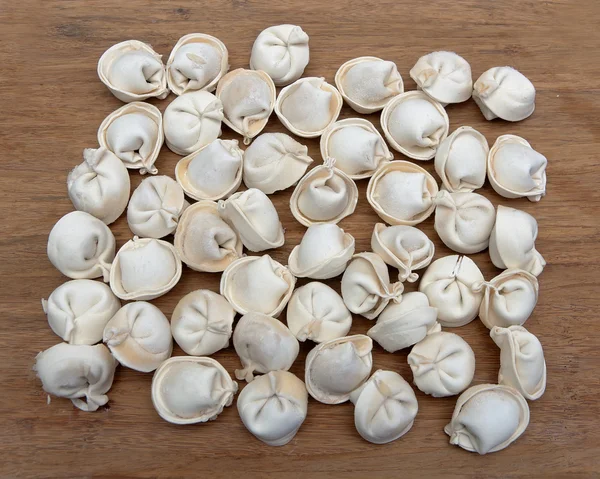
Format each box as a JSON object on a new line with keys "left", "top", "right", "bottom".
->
{"left": 2, "top": 1, "right": 600, "bottom": 477}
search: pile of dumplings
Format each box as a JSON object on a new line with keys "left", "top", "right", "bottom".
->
{"left": 36, "top": 26, "right": 548, "bottom": 455}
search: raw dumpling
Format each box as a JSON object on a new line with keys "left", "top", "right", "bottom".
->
{"left": 166, "top": 33, "right": 229, "bottom": 95}
{"left": 34, "top": 342, "right": 117, "bottom": 411}
{"left": 237, "top": 370, "right": 308, "bottom": 446}
{"left": 97, "top": 40, "right": 168, "bottom": 102}
{"left": 287, "top": 223, "right": 355, "bottom": 279}
{"left": 220, "top": 255, "right": 296, "bottom": 317}
{"left": 320, "top": 118, "right": 394, "bottom": 179}
{"left": 151, "top": 356, "right": 237, "bottom": 425}
{"left": 305, "top": 335, "right": 373, "bottom": 404}
{"left": 103, "top": 301, "right": 172, "bottom": 372}
{"left": 250, "top": 24, "right": 309, "bottom": 86}
{"left": 381, "top": 91, "right": 449, "bottom": 160}
{"left": 419, "top": 255, "right": 484, "bottom": 327}
{"left": 233, "top": 312, "right": 299, "bottom": 382}
{"left": 275, "top": 77, "right": 343, "bottom": 138}
{"left": 444, "top": 384, "right": 529, "bottom": 454}
{"left": 488, "top": 135, "right": 547, "bottom": 202}
{"left": 367, "top": 160, "right": 439, "bottom": 226}
{"left": 408, "top": 331, "right": 475, "bottom": 397}
{"left": 109, "top": 237, "right": 182, "bottom": 300}
{"left": 42, "top": 279, "right": 120, "bottom": 345}
{"left": 472, "top": 66, "right": 536, "bottom": 122}
{"left": 286, "top": 282, "right": 352, "bottom": 343}
{"left": 335, "top": 56, "right": 403, "bottom": 114}
{"left": 47, "top": 211, "right": 115, "bottom": 282}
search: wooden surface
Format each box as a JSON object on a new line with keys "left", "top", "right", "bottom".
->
{"left": 1, "top": 1, "right": 600, "bottom": 477}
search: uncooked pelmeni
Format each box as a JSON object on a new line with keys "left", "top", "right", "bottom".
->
{"left": 335, "top": 56, "right": 403, "bottom": 114}
{"left": 275, "top": 77, "right": 343, "bottom": 138}
{"left": 109, "top": 237, "right": 182, "bottom": 301}
{"left": 97, "top": 40, "right": 168, "bottom": 102}
{"left": 434, "top": 126, "right": 489, "bottom": 193}
{"left": 237, "top": 370, "right": 308, "bottom": 446}
{"left": 42, "top": 280, "right": 120, "bottom": 345}
{"left": 305, "top": 335, "right": 373, "bottom": 404}
{"left": 419, "top": 255, "right": 484, "bottom": 327}
{"left": 367, "top": 161, "right": 439, "bottom": 226}
{"left": 103, "top": 301, "right": 172, "bottom": 372}
{"left": 489, "top": 205, "right": 546, "bottom": 276}
{"left": 34, "top": 342, "right": 117, "bottom": 411}
{"left": 444, "top": 384, "right": 530, "bottom": 454}
{"left": 220, "top": 255, "right": 296, "bottom": 317}
{"left": 151, "top": 356, "right": 237, "bottom": 425}
{"left": 47, "top": 211, "right": 115, "bottom": 282}
{"left": 286, "top": 282, "right": 352, "bottom": 343}
{"left": 320, "top": 118, "right": 394, "bottom": 179}
{"left": 233, "top": 312, "right": 299, "bottom": 382}
{"left": 166, "top": 33, "right": 229, "bottom": 95}
{"left": 488, "top": 134, "right": 547, "bottom": 202}
{"left": 381, "top": 91, "right": 449, "bottom": 160}
{"left": 490, "top": 325, "right": 546, "bottom": 400}
{"left": 287, "top": 223, "right": 355, "bottom": 279}
{"left": 408, "top": 331, "right": 475, "bottom": 397}
{"left": 250, "top": 24, "right": 309, "bottom": 86}
{"left": 349, "top": 370, "right": 418, "bottom": 444}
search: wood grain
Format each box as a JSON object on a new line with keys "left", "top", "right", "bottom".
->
{"left": 1, "top": 0, "right": 600, "bottom": 477}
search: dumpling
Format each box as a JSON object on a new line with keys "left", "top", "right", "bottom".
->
{"left": 434, "top": 126, "right": 489, "bottom": 193}
{"left": 67, "top": 148, "right": 130, "bottom": 225}
{"left": 42, "top": 279, "right": 120, "bottom": 345}
{"left": 444, "top": 384, "right": 529, "bottom": 454}
{"left": 489, "top": 205, "right": 546, "bottom": 276}
{"left": 287, "top": 223, "right": 355, "bottom": 279}
{"left": 367, "top": 160, "right": 439, "bottom": 226}
{"left": 151, "top": 356, "right": 237, "bottom": 425}
{"left": 97, "top": 102, "right": 163, "bottom": 175}
{"left": 220, "top": 255, "right": 296, "bottom": 317}
{"left": 367, "top": 291, "right": 439, "bottom": 353}
{"left": 216, "top": 68, "right": 276, "bottom": 144}
{"left": 335, "top": 56, "right": 403, "bottom": 114}
{"left": 175, "top": 139, "right": 243, "bottom": 201}
{"left": 97, "top": 40, "right": 168, "bottom": 102}
{"left": 488, "top": 134, "right": 547, "bottom": 202}
{"left": 349, "top": 370, "right": 418, "bottom": 444}
{"left": 371, "top": 223, "right": 435, "bottom": 283}
{"left": 233, "top": 312, "right": 299, "bottom": 382}
{"left": 166, "top": 33, "right": 229, "bottom": 95}
{"left": 491, "top": 325, "right": 546, "bottom": 400}
{"left": 290, "top": 158, "right": 358, "bottom": 227}
{"left": 109, "top": 237, "right": 182, "bottom": 300}
{"left": 163, "top": 90, "right": 224, "bottom": 156}
{"left": 103, "top": 301, "right": 172, "bottom": 372}
{"left": 408, "top": 331, "right": 475, "bottom": 397}
{"left": 286, "top": 282, "right": 352, "bottom": 343}
{"left": 237, "top": 370, "right": 308, "bottom": 446}
{"left": 34, "top": 342, "right": 117, "bottom": 411}
{"left": 127, "top": 175, "right": 189, "bottom": 239}
{"left": 434, "top": 190, "right": 496, "bottom": 254}
{"left": 250, "top": 24, "right": 309, "bottom": 86}
{"left": 218, "top": 188, "right": 284, "bottom": 252}
{"left": 410, "top": 51, "right": 472, "bottom": 105}
{"left": 320, "top": 118, "right": 394, "bottom": 179}
{"left": 305, "top": 335, "right": 373, "bottom": 404}
{"left": 275, "top": 77, "right": 343, "bottom": 138}
{"left": 341, "top": 252, "right": 404, "bottom": 320}
{"left": 381, "top": 91, "right": 449, "bottom": 160}
{"left": 472, "top": 66, "right": 536, "bottom": 122}
{"left": 243, "top": 133, "right": 313, "bottom": 194}
{"left": 47, "top": 211, "right": 115, "bottom": 282}
{"left": 419, "top": 255, "right": 484, "bottom": 327}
